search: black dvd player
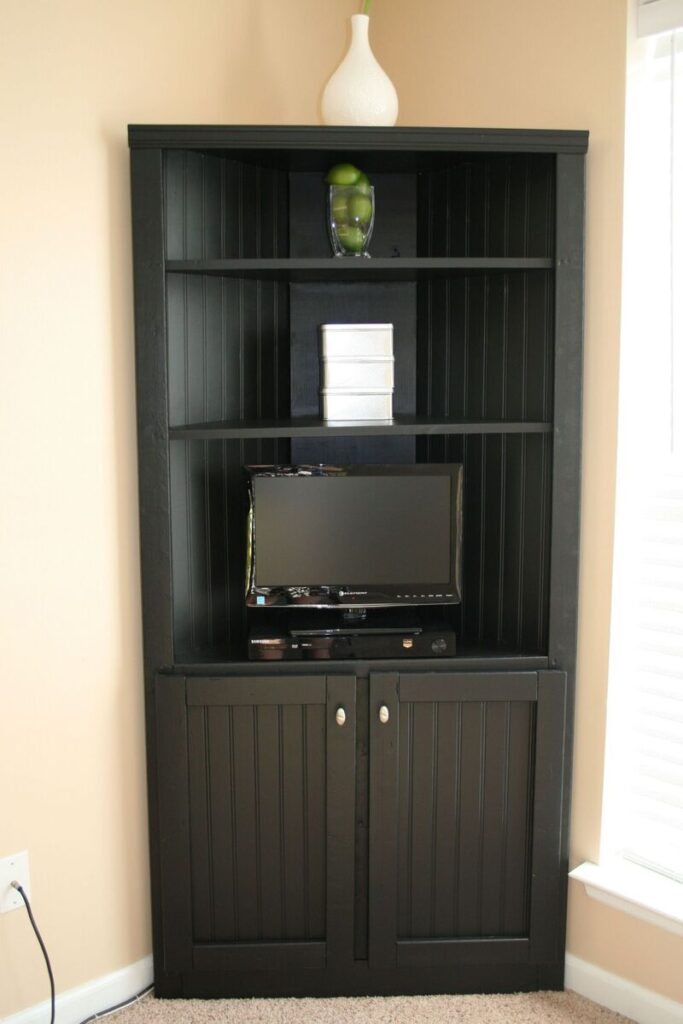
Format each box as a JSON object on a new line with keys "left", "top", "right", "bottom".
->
{"left": 248, "top": 613, "right": 455, "bottom": 661}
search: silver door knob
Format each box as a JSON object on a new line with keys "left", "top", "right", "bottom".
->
{"left": 335, "top": 707, "right": 346, "bottom": 726}
{"left": 379, "top": 705, "right": 390, "bottom": 724}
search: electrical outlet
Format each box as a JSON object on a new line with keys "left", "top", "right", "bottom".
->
{"left": 0, "top": 851, "right": 31, "bottom": 913}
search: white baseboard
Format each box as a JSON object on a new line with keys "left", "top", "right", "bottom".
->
{"left": 566, "top": 953, "right": 683, "bottom": 1024}
{"left": 5, "top": 950, "right": 682, "bottom": 1024}
{"left": 4, "top": 954, "right": 153, "bottom": 1024}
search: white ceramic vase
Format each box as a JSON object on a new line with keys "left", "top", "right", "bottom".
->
{"left": 321, "top": 14, "right": 398, "bottom": 127}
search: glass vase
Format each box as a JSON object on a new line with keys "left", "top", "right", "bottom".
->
{"left": 327, "top": 185, "right": 375, "bottom": 258}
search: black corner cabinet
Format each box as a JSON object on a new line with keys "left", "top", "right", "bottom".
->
{"left": 128, "top": 125, "right": 586, "bottom": 998}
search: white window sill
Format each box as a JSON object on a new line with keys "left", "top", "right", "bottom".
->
{"left": 569, "top": 860, "right": 683, "bottom": 937}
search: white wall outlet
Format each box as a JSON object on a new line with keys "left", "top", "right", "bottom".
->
{"left": 0, "top": 851, "right": 31, "bottom": 913}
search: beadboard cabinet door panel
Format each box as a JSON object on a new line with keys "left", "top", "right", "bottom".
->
{"left": 155, "top": 673, "right": 356, "bottom": 973}
{"left": 368, "top": 670, "right": 567, "bottom": 972}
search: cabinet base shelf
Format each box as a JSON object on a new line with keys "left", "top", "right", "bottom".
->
{"left": 172, "top": 651, "right": 550, "bottom": 675}
{"left": 154, "top": 961, "right": 565, "bottom": 999}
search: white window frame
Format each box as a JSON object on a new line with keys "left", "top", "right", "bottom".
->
{"left": 571, "top": 5, "right": 683, "bottom": 930}
{"left": 639, "top": 0, "right": 683, "bottom": 38}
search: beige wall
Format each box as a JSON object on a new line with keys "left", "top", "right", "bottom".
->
{"left": 2, "top": 0, "right": 679, "bottom": 1018}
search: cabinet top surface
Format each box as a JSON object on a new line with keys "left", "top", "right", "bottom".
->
{"left": 128, "top": 124, "right": 588, "bottom": 154}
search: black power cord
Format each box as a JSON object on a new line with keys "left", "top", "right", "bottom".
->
{"left": 11, "top": 881, "right": 55, "bottom": 1024}
{"left": 11, "top": 879, "right": 153, "bottom": 1024}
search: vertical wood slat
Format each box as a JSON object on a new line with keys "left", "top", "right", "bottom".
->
{"left": 432, "top": 702, "right": 460, "bottom": 938}
{"left": 528, "top": 155, "right": 557, "bottom": 258}
{"left": 255, "top": 704, "right": 283, "bottom": 940}
{"left": 456, "top": 702, "right": 485, "bottom": 935}
{"left": 479, "top": 703, "right": 508, "bottom": 935}
{"left": 187, "top": 706, "right": 213, "bottom": 941}
{"left": 502, "top": 702, "right": 534, "bottom": 934}
{"left": 155, "top": 675, "right": 192, "bottom": 971}
{"left": 222, "top": 159, "right": 240, "bottom": 258}
{"left": 169, "top": 442, "right": 191, "bottom": 657}
{"left": 306, "top": 704, "right": 327, "bottom": 940}
{"left": 208, "top": 706, "right": 237, "bottom": 941}
{"left": 281, "top": 704, "right": 306, "bottom": 940}
{"left": 232, "top": 705, "right": 260, "bottom": 941}
{"left": 522, "top": 434, "right": 553, "bottom": 652}
{"left": 205, "top": 438, "right": 228, "bottom": 650}
{"left": 368, "top": 673, "right": 400, "bottom": 968}
{"left": 507, "top": 157, "right": 529, "bottom": 257}
{"left": 481, "top": 438, "right": 502, "bottom": 641}
{"left": 408, "top": 703, "right": 437, "bottom": 937}
{"left": 326, "top": 675, "right": 357, "bottom": 966}
{"left": 497, "top": 703, "right": 512, "bottom": 931}
{"left": 396, "top": 698, "right": 412, "bottom": 939}
{"left": 183, "top": 152, "right": 203, "bottom": 258}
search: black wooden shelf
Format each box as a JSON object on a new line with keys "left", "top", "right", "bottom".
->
{"left": 168, "top": 416, "right": 553, "bottom": 441}
{"left": 129, "top": 124, "right": 589, "bottom": 156}
{"left": 172, "top": 651, "right": 551, "bottom": 675}
{"left": 166, "top": 257, "right": 554, "bottom": 281}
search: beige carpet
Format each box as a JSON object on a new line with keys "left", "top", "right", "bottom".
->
{"left": 109, "top": 991, "right": 634, "bottom": 1024}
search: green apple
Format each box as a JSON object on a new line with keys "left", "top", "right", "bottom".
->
{"left": 325, "top": 163, "right": 361, "bottom": 186}
{"left": 330, "top": 192, "right": 350, "bottom": 225}
{"left": 348, "top": 192, "right": 373, "bottom": 226}
{"left": 336, "top": 223, "right": 365, "bottom": 253}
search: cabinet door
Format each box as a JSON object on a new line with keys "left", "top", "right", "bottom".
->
{"left": 368, "top": 670, "right": 567, "bottom": 970}
{"left": 155, "top": 673, "right": 356, "bottom": 973}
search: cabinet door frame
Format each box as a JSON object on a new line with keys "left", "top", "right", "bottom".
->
{"left": 155, "top": 672, "right": 356, "bottom": 973}
{"left": 368, "top": 670, "right": 568, "bottom": 970}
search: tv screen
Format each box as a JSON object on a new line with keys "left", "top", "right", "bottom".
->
{"left": 245, "top": 465, "right": 462, "bottom": 609}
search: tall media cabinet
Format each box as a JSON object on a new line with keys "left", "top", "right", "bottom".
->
{"left": 128, "top": 125, "right": 586, "bottom": 997}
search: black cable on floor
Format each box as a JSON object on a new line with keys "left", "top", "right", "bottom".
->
{"left": 11, "top": 882, "right": 55, "bottom": 1024}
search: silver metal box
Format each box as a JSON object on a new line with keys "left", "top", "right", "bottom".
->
{"left": 322, "top": 355, "right": 394, "bottom": 390}
{"left": 319, "top": 323, "right": 394, "bottom": 421}
{"left": 320, "top": 323, "right": 394, "bottom": 358}
{"left": 321, "top": 387, "right": 393, "bottom": 421}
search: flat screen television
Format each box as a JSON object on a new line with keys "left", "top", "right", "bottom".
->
{"left": 245, "top": 464, "right": 463, "bottom": 609}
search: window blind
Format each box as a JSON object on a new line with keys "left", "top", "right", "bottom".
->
{"left": 608, "top": 29, "right": 683, "bottom": 883}
{"left": 622, "top": 469, "right": 683, "bottom": 881}
{"left": 638, "top": 0, "right": 683, "bottom": 37}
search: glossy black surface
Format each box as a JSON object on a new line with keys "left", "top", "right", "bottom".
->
{"left": 245, "top": 464, "right": 462, "bottom": 609}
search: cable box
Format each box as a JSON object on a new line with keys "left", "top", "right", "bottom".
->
{"left": 248, "top": 614, "right": 455, "bottom": 661}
